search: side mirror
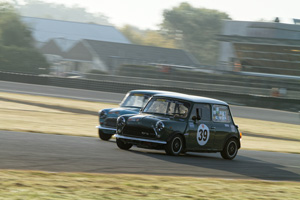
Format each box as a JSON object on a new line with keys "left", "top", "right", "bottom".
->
{"left": 196, "top": 108, "right": 201, "bottom": 120}
{"left": 192, "top": 116, "right": 197, "bottom": 123}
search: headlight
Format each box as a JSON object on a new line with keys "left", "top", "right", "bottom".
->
{"left": 156, "top": 121, "right": 164, "bottom": 132}
{"left": 99, "top": 110, "right": 107, "bottom": 119}
{"left": 117, "top": 116, "right": 126, "bottom": 127}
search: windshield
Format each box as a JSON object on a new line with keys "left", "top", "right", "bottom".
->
{"left": 143, "top": 98, "right": 190, "bottom": 118}
{"left": 120, "top": 93, "right": 151, "bottom": 108}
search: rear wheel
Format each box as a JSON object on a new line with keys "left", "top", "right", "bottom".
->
{"left": 98, "top": 130, "right": 112, "bottom": 141}
{"left": 116, "top": 138, "right": 133, "bottom": 150}
{"left": 165, "top": 134, "right": 183, "bottom": 156}
{"left": 221, "top": 138, "right": 238, "bottom": 160}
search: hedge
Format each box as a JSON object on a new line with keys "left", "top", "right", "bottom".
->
{"left": 0, "top": 45, "right": 49, "bottom": 74}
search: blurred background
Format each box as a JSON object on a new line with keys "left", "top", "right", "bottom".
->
{"left": 0, "top": 0, "right": 300, "bottom": 112}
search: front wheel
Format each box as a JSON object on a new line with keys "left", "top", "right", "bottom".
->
{"left": 221, "top": 138, "right": 238, "bottom": 160}
{"left": 165, "top": 134, "right": 183, "bottom": 156}
{"left": 98, "top": 129, "right": 112, "bottom": 141}
{"left": 116, "top": 138, "right": 133, "bottom": 150}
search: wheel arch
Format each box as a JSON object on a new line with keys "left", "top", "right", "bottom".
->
{"left": 222, "top": 135, "right": 240, "bottom": 150}
{"left": 167, "top": 132, "right": 186, "bottom": 150}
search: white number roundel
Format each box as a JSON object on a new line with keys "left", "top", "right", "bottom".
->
{"left": 197, "top": 124, "right": 210, "bottom": 146}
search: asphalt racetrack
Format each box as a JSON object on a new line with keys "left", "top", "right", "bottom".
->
{"left": 0, "top": 80, "right": 300, "bottom": 181}
{"left": 0, "top": 130, "right": 299, "bottom": 181}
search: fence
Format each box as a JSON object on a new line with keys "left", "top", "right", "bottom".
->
{"left": 0, "top": 71, "right": 299, "bottom": 112}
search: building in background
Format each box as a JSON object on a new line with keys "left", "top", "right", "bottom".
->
{"left": 21, "top": 16, "right": 131, "bottom": 75}
{"left": 21, "top": 16, "right": 130, "bottom": 48}
{"left": 62, "top": 39, "right": 199, "bottom": 74}
{"left": 218, "top": 19, "right": 300, "bottom": 77}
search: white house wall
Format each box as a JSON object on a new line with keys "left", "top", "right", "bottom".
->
{"left": 93, "top": 56, "right": 108, "bottom": 72}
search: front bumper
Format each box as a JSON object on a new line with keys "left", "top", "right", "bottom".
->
{"left": 115, "top": 134, "right": 167, "bottom": 144}
{"left": 96, "top": 125, "right": 116, "bottom": 133}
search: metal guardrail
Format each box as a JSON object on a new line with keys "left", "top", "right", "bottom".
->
{"left": 0, "top": 71, "right": 300, "bottom": 112}
{"left": 83, "top": 73, "right": 300, "bottom": 99}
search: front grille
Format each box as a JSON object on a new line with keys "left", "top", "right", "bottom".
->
{"left": 123, "top": 125, "right": 156, "bottom": 139}
{"left": 103, "top": 118, "right": 117, "bottom": 128}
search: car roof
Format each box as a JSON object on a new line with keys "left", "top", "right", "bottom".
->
{"left": 128, "top": 90, "right": 178, "bottom": 95}
{"left": 152, "top": 93, "right": 228, "bottom": 105}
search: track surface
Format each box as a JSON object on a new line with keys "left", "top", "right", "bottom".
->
{"left": 1, "top": 81, "right": 300, "bottom": 181}
{"left": 0, "top": 131, "right": 299, "bottom": 181}
{"left": 0, "top": 80, "right": 299, "bottom": 124}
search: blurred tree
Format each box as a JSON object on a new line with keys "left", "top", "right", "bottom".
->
{"left": 120, "top": 25, "right": 177, "bottom": 49}
{"left": 0, "top": 2, "right": 33, "bottom": 47}
{"left": 161, "top": 2, "right": 231, "bottom": 65}
{"left": 16, "top": 0, "right": 110, "bottom": 25}
{"left": 0, "top": 2, "right": 49, "bottom": 74}
{"left": 120, "top": 25, "right": 144, "bottom": 44}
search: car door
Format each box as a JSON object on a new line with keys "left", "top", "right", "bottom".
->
{"left": 186, "top": 103, "right": 215, "bottom": 151}
{"left": 211, "top": 104, "right": 236, "bottom": 150}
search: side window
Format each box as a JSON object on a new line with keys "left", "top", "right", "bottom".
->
{"left": 190, "top": 104, "right": 211, "bottom": 121}
{"left": 212, "top": 105, "right": 232, "bottom": 123}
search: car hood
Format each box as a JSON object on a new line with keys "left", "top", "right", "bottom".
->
{"left": 127, "top": 114, "right": 169, "bottom": 126}
{"left": 107, "top": 107, "right": 140, "bottom": 117}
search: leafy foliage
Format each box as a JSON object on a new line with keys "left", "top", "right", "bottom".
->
{"left": 16, "top": 0, "right": 110, "bottom": 25}
{"left": 0, "top": 2, "right": 49, "bottom": 74}
{"left": 0, "top": 2, "right": 33, "bottom": 47}
{"left": 120, "top": 25, "right": 177, "bottom": 49}
{"left": 161, "top": 3, "right": 231, "bottom": 65}
{"left": 0, "top": 45, "right": 49, "bottom": 74}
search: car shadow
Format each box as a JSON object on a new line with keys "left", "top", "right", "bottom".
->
{"left": 127, "top": 148, "right": 300, "bottom": 181}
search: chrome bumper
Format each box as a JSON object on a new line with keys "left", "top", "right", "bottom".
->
{"left": 115, "top": 134, "right": 167, "bottom": 144}
{"left": 96, "top": 125, "right": 116, "bottom": 131}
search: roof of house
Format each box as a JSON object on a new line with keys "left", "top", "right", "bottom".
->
{"left": 82, "top": 40, "right": 199, "bottom": 67}
{"left": 21, "top": 16, "right": 130, "bottom": 45}
{"left": 51, "top": 38, "right": 78, "bottom": 52}
{"left": 221, "top": 20, "right": 300, "bottom": 41}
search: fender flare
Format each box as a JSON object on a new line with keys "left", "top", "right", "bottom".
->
{"left": 167, "top": 132, "right": 186, "bottom": 149}
{"left": 222, "top": 135, "right": 240, "bottom": 150}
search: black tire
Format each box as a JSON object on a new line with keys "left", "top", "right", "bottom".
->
{"left": 221, "top": 138, "right": 238, "bottom": 160}
{"left": 165, "top": 134, "right": 183, "bottom": 156}
{"left": 98, "top": 129, "right": 112, "bottom": 141}
{"left": 116, "top": 138, "right": 133, "bottom": 150}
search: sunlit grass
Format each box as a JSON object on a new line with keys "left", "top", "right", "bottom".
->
{"left": 235, "top": 117, "right": 300, "bottom": 141}
{"left": 0, "top": 170, "right": 299, "bottom": 200}
{"left": 242, "top": 136, "right": 300, "bottom": 153}
{"left": 0, "top": 91, "right": 118, "bottom": 112}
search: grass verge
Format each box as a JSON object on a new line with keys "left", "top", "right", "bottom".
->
{"left": 0, "top": 170, "right": 299, "bottom": 200}
{"left": 0, "top": 91, "right": 299, "bottom": 153}
{"left": 234, "top": 117, "right": 300, "bottom": 141}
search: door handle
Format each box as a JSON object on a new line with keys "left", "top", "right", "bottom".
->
{"left": 211, "top": 127, "right": 216, "bottom": 131}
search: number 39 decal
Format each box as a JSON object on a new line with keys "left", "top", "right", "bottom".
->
{"left": 197, "top": 124, "right": 210, "bottom": 146}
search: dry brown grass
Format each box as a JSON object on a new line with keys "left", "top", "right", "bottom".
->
{"left": 235, "top": 117, "right": 300, "bottom": 141}
{"left": 0, "top": 170, "right": 299, "bottom": 200}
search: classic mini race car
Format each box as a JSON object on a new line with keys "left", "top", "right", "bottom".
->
{"left": 115, "top": 93, "right": 242, "bottom": 160}
{"left": 97, "top": 90, "right": 174, "bottom": 141}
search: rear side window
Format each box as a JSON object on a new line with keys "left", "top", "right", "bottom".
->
{"left": 212, "top": 105, "right": 232, "bottom": 123}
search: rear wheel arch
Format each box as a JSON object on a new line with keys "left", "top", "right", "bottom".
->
{"left": 220, "top": 137, "right": 239, "bottom": 160}
{"left": 222, "top": 135, "right": 240, "bottom": 150}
